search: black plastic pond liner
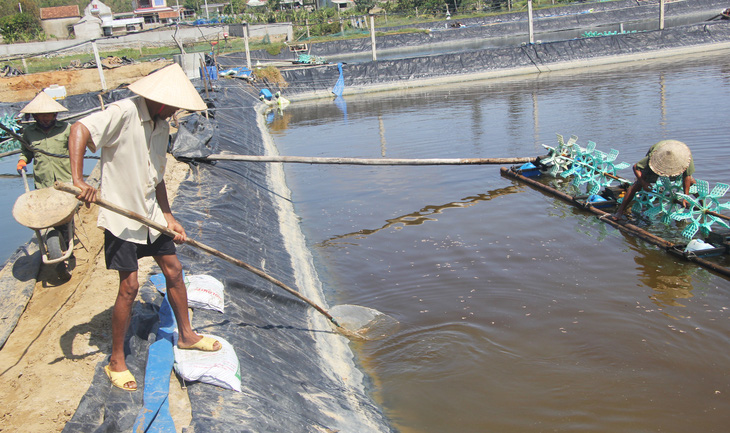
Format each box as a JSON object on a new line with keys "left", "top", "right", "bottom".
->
{"left": 0, "top": 88, "right": 134, "bottom": 120}
{"left": 260, "top": 20, "right": 730, "bottom": 99}
{"left": 171, "top": 113, "right": 219, "bottom": 159}
{"left": 62, "top": 79, "right": 395, "bottom": 433}
{"left": 233, "top": 0, "right": 730, "bottom": 60}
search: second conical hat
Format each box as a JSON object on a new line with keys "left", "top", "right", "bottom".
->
{"left": 127, "top": 63, "right": 207, "bottom": 112}
{"left": 20, "top": 91, "right": 68, "bottom": 114}
{"left": 648, "top": 140, "right": 692, "bottom": 177}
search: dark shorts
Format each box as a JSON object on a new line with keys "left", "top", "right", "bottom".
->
{"left": 104, "top": 229, "right": 176, "bottom": 271}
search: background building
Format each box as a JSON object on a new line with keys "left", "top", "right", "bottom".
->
{"left": 39, "top": 5, "right": 81, "bottom": 39}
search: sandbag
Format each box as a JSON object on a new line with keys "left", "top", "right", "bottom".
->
{"left": 173, "top": 334, "right": 241, "bottom": 392}
{"left": 150, "top": 273, "right": 225, "bottom": 313}
{"left": 185, "top": 274, "right": 225, "bottom": 313}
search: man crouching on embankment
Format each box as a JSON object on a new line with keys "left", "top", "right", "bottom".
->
{"left": 67, "top": 64, "right": 221, "bottom": 391}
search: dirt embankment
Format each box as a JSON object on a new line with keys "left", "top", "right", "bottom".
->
{"left": 0, "top": 60, "right": 170, "bottom": 103}
{"left": 0, "top": 155, "right": 192, "bottom": 433}
{"left": 0, "top": 60, "right": 192, "bottom": 432}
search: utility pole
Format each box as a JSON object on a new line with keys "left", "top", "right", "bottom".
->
{"left": 369, "top": 13, "right": 377, "bottom": 61}
{"left": 244, "top": 22, "right": 251, "bottom": 70}
{"left": 91, "top": 41, "right": 108, "bottom": 91}
{"left": 659, "top": 0, "right": 665, "bottom": 30}
{"left": 528, "top": 0, "right": 534, "bottom": 44}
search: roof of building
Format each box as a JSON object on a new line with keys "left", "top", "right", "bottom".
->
{"left": 40, "top": 5, "right": 81, "bottom": 20}
{"left": 134, "top": 6, "right": 173, "bottom": 14}
{"left": 158, "top": 10, "right": 179, "bottom": 18}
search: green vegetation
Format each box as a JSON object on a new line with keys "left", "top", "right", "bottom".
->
{"left": 0, "top": 0, "right": 612, "bottom": 44}
{"left": 18, "top": 37, "right": 290, "bottom": 74}
{"left": 265, "top": 42, "right": 286, "bottom": 56}
{"left": 253, "top": 65, "right": 287, "bottom": 86}
{"left": 0, "top": 0, "right": 616, "bottom": 73}
{"left": 37, "top": 0, "right": 131, "bottom": 14}
{"left": 0, "top": 0, "right": 42, "bottom": 43}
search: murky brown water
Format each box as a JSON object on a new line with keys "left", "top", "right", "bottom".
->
{"left": 268, "top": 51, "right": 730, "bottom": 432}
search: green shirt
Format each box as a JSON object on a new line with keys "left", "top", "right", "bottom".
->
{"left": 635, "top": 142, "right": 695, "bottom": 183}
{"left": 20, "top": 121, "right": 72, "bottom": 189}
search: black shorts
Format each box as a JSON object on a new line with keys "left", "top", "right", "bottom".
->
{"left": 104, "top": 229, "right": 176, "bottom": 271}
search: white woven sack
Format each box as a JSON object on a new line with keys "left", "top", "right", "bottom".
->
{"left": 173, "top": 334, "right": 241, "bottom": 392}
{"left": 152, "top": 273, "right": 225, "bottom": 313}
{"left": 185, "top": 274, "right": 225, "bottom": 313}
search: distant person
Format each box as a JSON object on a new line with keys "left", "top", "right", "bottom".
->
{"left": 17, "top": 91, "right": 74, "bottom": 279}
{"left": 611, "top": 140, "right": 695, "bottom": 220}
{"left": 68, "top": 64, "right": 220, "bottom": 392}
{"left": 17, "top": 91, "right": 72, "bottom": 189}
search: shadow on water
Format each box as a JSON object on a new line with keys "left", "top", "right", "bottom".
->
{"left": 317, "top": 185, "right": 523, "bottom": 248}
{"left": 617, "top": 229, "right": 707, "bottom": 312}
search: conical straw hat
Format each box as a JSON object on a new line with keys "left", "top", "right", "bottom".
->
{"left": 20, "top": 91, "right": 68, "bottom": 114}
{"left": 127, "top": 63, "right": 207, "bottom": 112}
{"left": 648, "top": 139, "right": 692, "bottom": 177}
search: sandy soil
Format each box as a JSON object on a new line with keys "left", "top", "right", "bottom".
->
{"left": 0, "top": 60, "right": 171, "bottom": 103}
{"left": 0, "top": 158, "right": 192, "bottom": 431}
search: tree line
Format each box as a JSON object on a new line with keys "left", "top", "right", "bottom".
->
{"left": 0, "top": 0, "right": 593, "bottom": 44}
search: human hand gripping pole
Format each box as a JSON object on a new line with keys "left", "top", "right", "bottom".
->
{"left": 54, "top": 181, "right": 398, "bottom": 341}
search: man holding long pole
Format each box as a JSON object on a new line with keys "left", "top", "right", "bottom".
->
{"left": 68, "top": 64, "right": 220, "bottom": 391}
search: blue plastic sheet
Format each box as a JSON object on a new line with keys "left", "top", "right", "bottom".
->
{"left": 132, "top": 290, "right": 177, "bottom": 432}
{"left": 332, "top": 63, "right": 344, "bottom": 97}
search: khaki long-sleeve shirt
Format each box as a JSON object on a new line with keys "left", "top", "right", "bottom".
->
{"left": 21, "top": 121, "right": 72, "bottom": 189}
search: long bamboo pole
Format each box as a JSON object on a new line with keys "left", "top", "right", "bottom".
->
{"left": 201, "top": 154, "right": 538, "bottom": 165}
{"left": 0, "top": 149, "right": 21, "bottom": 158}
{"left": 53, "top": 182, "right": 340, "bottom": 327}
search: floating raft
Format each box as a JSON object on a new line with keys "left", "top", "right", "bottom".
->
{"left": 500, "top": 166, "right": 730, "bottom": 279}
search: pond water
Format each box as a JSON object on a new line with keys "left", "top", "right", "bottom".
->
{"left": 0, "top": 157, "right": 38, "bottom": 260}
{"left": 0, "top": 153, "right": 96, "bottom": 265}
{"left": 267, "top": 50, "right": 730, "bottom": 432}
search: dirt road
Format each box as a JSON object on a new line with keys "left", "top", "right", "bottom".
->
{"left": 0, "top": 60, "right": 170, "bottom": 103}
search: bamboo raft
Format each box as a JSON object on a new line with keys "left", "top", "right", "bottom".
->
{"left": 500, "top": 165, "right": 730, "bottom": 279}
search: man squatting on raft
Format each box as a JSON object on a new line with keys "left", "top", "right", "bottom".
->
{"left": 611, "top": 139, "right": 695, "bottom": 221}
{"left": 67, "top": 64, "right": 221, "bottom": 391}
{"left": 17, "top": 91, "right": 74, "bottom": 279}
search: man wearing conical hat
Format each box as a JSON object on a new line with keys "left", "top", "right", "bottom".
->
{"left": 68, "top": 64, "right": 219, "bottom": 392}
{"left": 611, "top": 139, "right": 695, "bottom": 220}
{"left": 17, "top": 91, "right": 71, "bottom": 189}
{"left": 18, "top": 91, "right": 74, "bottom": 280}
